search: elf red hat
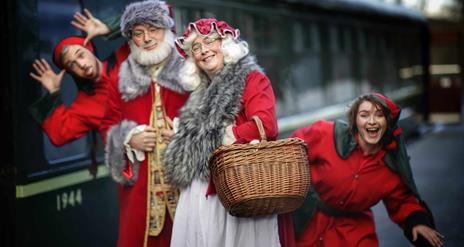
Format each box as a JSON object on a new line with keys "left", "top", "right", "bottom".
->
{"left": 175, "top": 18, "right": 240, "bottom": 58}
{"left": 372, "top": 92, "right": 401, "bottom": 121}
{"left": 53, "top": 36, "right": 95, "bottom": 69}
{"left": 371, "top": 92, "right": 403, "bottom": 150}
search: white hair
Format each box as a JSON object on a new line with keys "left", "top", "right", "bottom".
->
{"left": 129, "top": 30, "right": 175, "bottom": 66}
{"left": 220, "top": 35, "right": 249, "bottom": 64}
{"left": 178, "top": 32, "right": 249, "bottom": 91}
{"left": 179, "top": 57, "right": 201, "bottom": 91}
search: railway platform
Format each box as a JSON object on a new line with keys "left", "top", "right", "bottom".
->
{"left": 374, "top": 114, "right": 464, "bottom": 246}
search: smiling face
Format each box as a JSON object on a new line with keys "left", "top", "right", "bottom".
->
{"left": 61, "top": 44, "right": 100, "bottom": 81}
{"left": 192, "top": 35, "right": 224, "bottom": 78}
{"left": 128, "top": 27, "right": 174, "bottom": 66}
{"left": 131, "top": 23, "right": 166, "bottom": 51}
{"left": 356, "top": 100, "right": 387, "bottom": 151}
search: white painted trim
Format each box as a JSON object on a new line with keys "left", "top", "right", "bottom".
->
{"left": 16, "top": 165, "right": 109, "bottom": 198}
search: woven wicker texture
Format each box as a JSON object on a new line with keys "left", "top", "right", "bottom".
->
{"left": 209, "top": 116, "right": 310, "bottom": 217}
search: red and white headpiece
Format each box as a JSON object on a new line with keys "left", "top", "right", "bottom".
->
{"left": 53, "top": 36, "right": 95, "bottom": 69}
{"left": 175, "top": 18, "right": 240, "bottom": 58}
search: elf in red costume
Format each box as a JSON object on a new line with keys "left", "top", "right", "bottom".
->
{"left": 291, "top": 93, "right": 444, "bottom": 247}
{"left": 101, "top": 1, "right": 189, "bottom": 247}
{"left": 29, "top": 36, "right": 128, "bottom": 147}
{"left": 29, "top": 36, "right": 128, "bottom": 177}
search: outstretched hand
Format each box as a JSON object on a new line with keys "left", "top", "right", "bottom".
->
{"left": 412, "top": 224, "right": 444, "bottom": 247}
{"left": 30, "top": 59, "right": 64, "bottom": 94}
{"left": 71, "top": 9, "right": 110, "bottom": 45}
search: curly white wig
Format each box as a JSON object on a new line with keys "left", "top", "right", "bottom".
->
{"left": 178, "top": 32, "right": 249, "bottom": 91}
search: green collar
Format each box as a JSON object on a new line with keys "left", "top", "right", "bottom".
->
{"left": 334, "top": 120, "right": 358, "bottom": 159}
{"left": 333, "top": 120, "right": 421, "bottom": 199}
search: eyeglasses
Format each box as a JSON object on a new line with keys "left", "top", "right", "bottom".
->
{"left": 131, "top": 27, "right": 163, "bottom": 39}
{"left": 191, "top": 37, "right": 219, "bottom": 54}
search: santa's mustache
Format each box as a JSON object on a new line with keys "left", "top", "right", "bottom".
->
{"left": 142, "top": 40, "right": 158, "bottom": 49}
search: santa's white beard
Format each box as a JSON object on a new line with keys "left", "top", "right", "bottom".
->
{"left": 129, "top": 31, "right": 174, "bottom": 66}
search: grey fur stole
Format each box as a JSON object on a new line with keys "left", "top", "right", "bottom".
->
{"left": 118, "top": 50, "right": 185, "bottom": 101}
{"left": 163, "top": 55, "right": 261, "bottom": 188}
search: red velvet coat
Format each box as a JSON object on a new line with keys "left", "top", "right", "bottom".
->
{"left": 232, "top": 71, "right": 278, "bottom": 141}
{"left": 292, "top": 120, "right": 426, "bottom": 247}
{"left": 101, "top": 63, "right": 189, "bottom": 247}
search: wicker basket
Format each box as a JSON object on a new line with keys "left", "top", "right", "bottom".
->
{"left": 209, "top": 116, "right": 310, "bottom": 217}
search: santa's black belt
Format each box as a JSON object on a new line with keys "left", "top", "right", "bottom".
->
{"left": 310, "top": 187, "right": 361, "bottom": 218}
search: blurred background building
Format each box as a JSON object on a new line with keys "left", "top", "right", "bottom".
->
{"left": 386, "top": 0, "right": 463, "bottom": 123}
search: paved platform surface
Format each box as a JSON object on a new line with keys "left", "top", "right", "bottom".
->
{"left": 374, "top": 122, "right": 464, "bottom": 246}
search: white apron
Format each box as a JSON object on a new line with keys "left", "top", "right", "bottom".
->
{"left": 170, "top": 179, "right": 281, "bottom": 247}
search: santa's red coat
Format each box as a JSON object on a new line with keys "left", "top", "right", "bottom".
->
{"left": 102, "top": 73, "right": 189, "bottom": 247}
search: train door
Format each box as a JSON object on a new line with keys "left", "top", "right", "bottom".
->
{"left": 10, "top": 0, "right": 128, "bottom": 246}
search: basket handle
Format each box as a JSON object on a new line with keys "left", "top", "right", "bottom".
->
{"left": 251, "top": 115, "right": 267, "bottom": 142}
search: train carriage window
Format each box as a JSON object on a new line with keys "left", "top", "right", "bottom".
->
{"left": 338, "top": 26, "right": 346, "bottom": 53}
{"left": 311, "top": 24, "right": 321, "bottom": 52}
{"left": 276, "top": 19, "right": 325, "bottom": 115}
{"left": 324, "top": 24, "right": 356, "bottom": 104}
{"left": 173, "top": 6, "right": 205, "bottom": 35}
{"left": 236, "top": 13, "right": 256, "bottom": 48}
{"left": 293, "top": 22, "right": 304, "bottom": 53}
{"left": 368, "top": 31, "right": 377, "bottom": 54}
{"left": 253, "top": 15, "right": 280, "bottom": 53}
{"left": 38, "top": 0, "right": 127, "bottom": 165}
{"left": 357, "top": 29, "right": 368, "bottom": 52}
{"left": 395, "top": 31, "right": 423, "bottom": 89}
{"left": 384, "top": 31, "right": 393, "bottom": 52}
{"left": 330, "top": 25, "right": 339, "bottom": 53}
{"left": 203, "top": 10, "right": 216, "bottom": 18}
{"left": 292, "top": 21, "right": 321, "bottom": 53}
{"left": 329, "top": 25, "right": 352, "bottom": 54}
{"left": 38, "top": 0, "right": 88, "bottom": 164}
{"left": 343, "top": 27, "right": 353, "bottom": 54}
{"left": 372, "top": 32, "right": 385, "bottom": 55}
{"left": 173, "top": 8, "right": 187, "bottom": 35}
{"left": 378, "top": 32, "right": 388, "bottom": 54}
